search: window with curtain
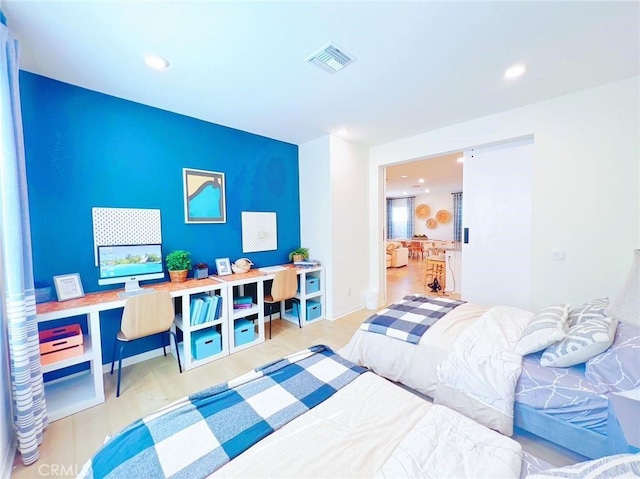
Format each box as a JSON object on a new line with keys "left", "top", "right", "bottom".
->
{"left": 1, "top": 13, "right": 48, "bottom": 465}
{"left": 452, "top": 192, "right": 463, "bottom": 247}
{"left": 386, "top": 197, "right": 415, "bottom": 239}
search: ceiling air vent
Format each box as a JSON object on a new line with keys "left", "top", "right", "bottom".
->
{"left": 307, "top": 43, "right": 356, "bottom": 74}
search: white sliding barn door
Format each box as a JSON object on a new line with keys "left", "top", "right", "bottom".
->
{"left": 461, "top": 138, "right": 533, "bottom": 309}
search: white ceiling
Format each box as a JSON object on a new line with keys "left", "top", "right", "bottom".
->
{"left": 3, "top": 1, "right": 639, "bottom": 147}
{"left": 386, "top": 152, "right": 463, "bottom": 198}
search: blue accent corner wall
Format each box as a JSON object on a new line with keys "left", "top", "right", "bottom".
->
{"left": 20, "top": 71, "right": 300, "bottom": 364}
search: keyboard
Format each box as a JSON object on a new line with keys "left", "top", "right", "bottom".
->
{"left": 259, "top": 266, "right": 286, "bottom": 274}
{"left": 117, "top": 288, "right": 155, "bottom": 299}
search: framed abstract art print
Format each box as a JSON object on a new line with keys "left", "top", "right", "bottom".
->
{"left": 183, "top": 168, "right": 226, "bottom": 224}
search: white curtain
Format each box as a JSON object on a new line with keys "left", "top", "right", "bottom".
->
{"left": 0, "top": 16, "right": 48, "bottom": 465}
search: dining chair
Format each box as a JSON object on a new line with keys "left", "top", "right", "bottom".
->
{"left": 264, "top": 268, "right": 298, "bottom": 339}
{"left": 110, "top": 290, "right": 181, "bottom": 397}
{"left": 409, "top": 241, "right": 424, "bottom": 260}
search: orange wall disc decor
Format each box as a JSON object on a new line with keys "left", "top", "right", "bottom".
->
{"left": 435, "top": 209, "right": 452, "bottom": 224}
{"left": 415, "top": 204, "right": 430, "bottom": 219}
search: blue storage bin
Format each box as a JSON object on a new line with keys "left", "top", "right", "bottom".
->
{"left": 234, "top": 319, "right": 256, "bottom": 346}
{"left": 297, "top": 276, "right": 320, "bottom": 294}
{"left": 191, "top": 328, "right": 222, "bottom": 360}
{"left": 292, "top": 300, "right": 322, "bottom": 322}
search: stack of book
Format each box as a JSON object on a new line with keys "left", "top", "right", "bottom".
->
{"left": 233, "top": 296, "right": 253, "bottom": 310}
{"left": 293, "top": 259, "right": 320, "bottom": 268}
{"left": 189, "top": 294, "right": 223, "bottom": 326}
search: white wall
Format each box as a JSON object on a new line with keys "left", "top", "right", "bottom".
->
{"left": 412, "top": 191, "right": 454, "bottom": 240}
{"left": 299, "top": 136, "right": 333, "bottom": 315}
{"left": 370, "top": 77, "right": 640, "bottom": 310}
{"left": 329, "top": 136, "right": 369, "bottom": 318}
{"left": 299, "top": 135, "right": 370, "bottom": 319}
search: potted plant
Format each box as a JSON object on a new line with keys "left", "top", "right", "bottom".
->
{"left": 193, "top": 262, "right": 209, "bottom": 280}
{"left": 288, "top": 247, "right": 310, "bottom": 262}
{"left": 166, "top": 250, "right": 192, "bottom": 283}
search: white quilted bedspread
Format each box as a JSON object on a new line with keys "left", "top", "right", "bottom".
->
{"left": 435, "top": 306, "right": 533, "bottom": 435}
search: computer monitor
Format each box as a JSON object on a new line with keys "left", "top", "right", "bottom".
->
{"left": 97, "top": 244, "right": 164, "bottom": 292}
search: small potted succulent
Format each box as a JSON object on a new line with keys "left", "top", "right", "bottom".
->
{"left": 193, "top": 262, "right": 209, "bottom": 280}
{"left": 166, "top": 250, "right": 192, "bottom": 283}
{"left": 288, "top": 247, "right": 310, "bottom": 262}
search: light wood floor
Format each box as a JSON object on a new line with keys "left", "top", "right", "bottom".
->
{"left": 12, "top": 258, "right": 580, "bottom": 477}
{"left": 386, "top": 254, "right": 461, "bottom": 304}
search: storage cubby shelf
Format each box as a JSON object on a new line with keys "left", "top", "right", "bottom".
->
{"left": 37, "top": 269, "right": 323, "bottom": 421}
{"left": 41, "top": 335, "right": 92, "bottom": 374}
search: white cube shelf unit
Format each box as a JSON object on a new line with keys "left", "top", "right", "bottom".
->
{"left": 281, "top": 266, "right": 325, "bottom": 327}
{"left": 170, "top": 281, "right": 229, "bottom": 371}
{"left": 36, "top": 266, "right": 324, "bottom": 421}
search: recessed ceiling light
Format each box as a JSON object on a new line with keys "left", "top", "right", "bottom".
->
{"left": 403, "top": 191, "right": 407, "bottom": 195}
{"left": 424, "top": 189, "right": 430, "bottom": 193}
{"left": 504, "top": 63, "right": 526, "bottom": 80}
{"left": 418, "top": 178, "right": 425, "bottom": 183}
{"left": 457, "top": 157, "right": 464, "bottom": 163}
{"left": 144, "top": 55, "right": 170, "bottom": 70}
{"left": 401, "top": 175, "right": 408, "bottom": 178}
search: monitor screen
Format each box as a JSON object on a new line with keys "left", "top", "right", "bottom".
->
{"left": 98, "top": 244, "right": 163, "bottom": 285}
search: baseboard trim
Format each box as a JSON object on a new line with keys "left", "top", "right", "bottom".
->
{"left": 263, "top": 312, "right": 282, "bottom": 323}
{"left": 2, "top": 440, "right": 16, "bottom": 479}
{"left": 329, "top": 305, "right": 365, "bottom": 321}
{"left": 101, "top": 347, "right": 166, "bottom": 374}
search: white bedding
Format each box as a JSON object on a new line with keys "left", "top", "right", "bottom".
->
{"left": 435, "top": 306, "right": 533, "bottom": 435}
{"left": 340, "top": 303, "right": 489, "bottom": 397}
{"left": 213, "top": 371, "right": 523, "bottom": 478}
{"left": 377, "top": 404, "right": 522, "bottom": 478}
{"left": 341, "top": 302, "right": 537, "bottom": 436}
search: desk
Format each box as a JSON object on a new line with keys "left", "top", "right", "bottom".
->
{"left": 36, "top": 265, "right": 324, "bottom": 421}
{"left": 37, "top": 278, "right": 225, "bottom": 422}
{"left": 210, "top": 264, "right": 324, "bottom": 334}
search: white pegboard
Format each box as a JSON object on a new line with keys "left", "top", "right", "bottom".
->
{"left": 92, "top": 207, "right": 162, "bottom": 265}
{"left": 241, "top": 212, "right": 277, "bottom": 253}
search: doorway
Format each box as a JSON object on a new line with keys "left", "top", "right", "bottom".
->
{"left": 384, "top": 152, "right": 463, "bottom": 302}
{"left": 380, "top": 137, "right": 533, "bottom": 309}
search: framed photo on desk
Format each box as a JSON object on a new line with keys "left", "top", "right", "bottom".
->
{"left": 215, "top": 258, "right": 232, "bottom": 276}
{"left": 53, "top": 273, "right": 85, "bottom": 301}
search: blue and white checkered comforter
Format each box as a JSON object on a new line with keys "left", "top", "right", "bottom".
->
{"left": 80, "top": 345, "right": 366, "bottom": 479}
{"left": 360, "top": 295, "right": 465, "bottom": 344}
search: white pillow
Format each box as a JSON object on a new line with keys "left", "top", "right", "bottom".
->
{"left": 515, "top": 304, "right": 569, "bottom": 356}
{"left": 541, "top": 316, "right": 618, "bottom": 368}
{"left": 568, "top": 297, "right": 609, "bottom": 327}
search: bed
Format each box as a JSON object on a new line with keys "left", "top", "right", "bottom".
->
{"left": 78, "top": 344, "right": 555, "bottom": 479}
{"left": 340, "top": 295, "right": 640, "bottom": 460}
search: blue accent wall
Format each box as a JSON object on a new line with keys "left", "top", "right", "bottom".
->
{"left": 20, "top": 72, "right": 300, "bottom": 364}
